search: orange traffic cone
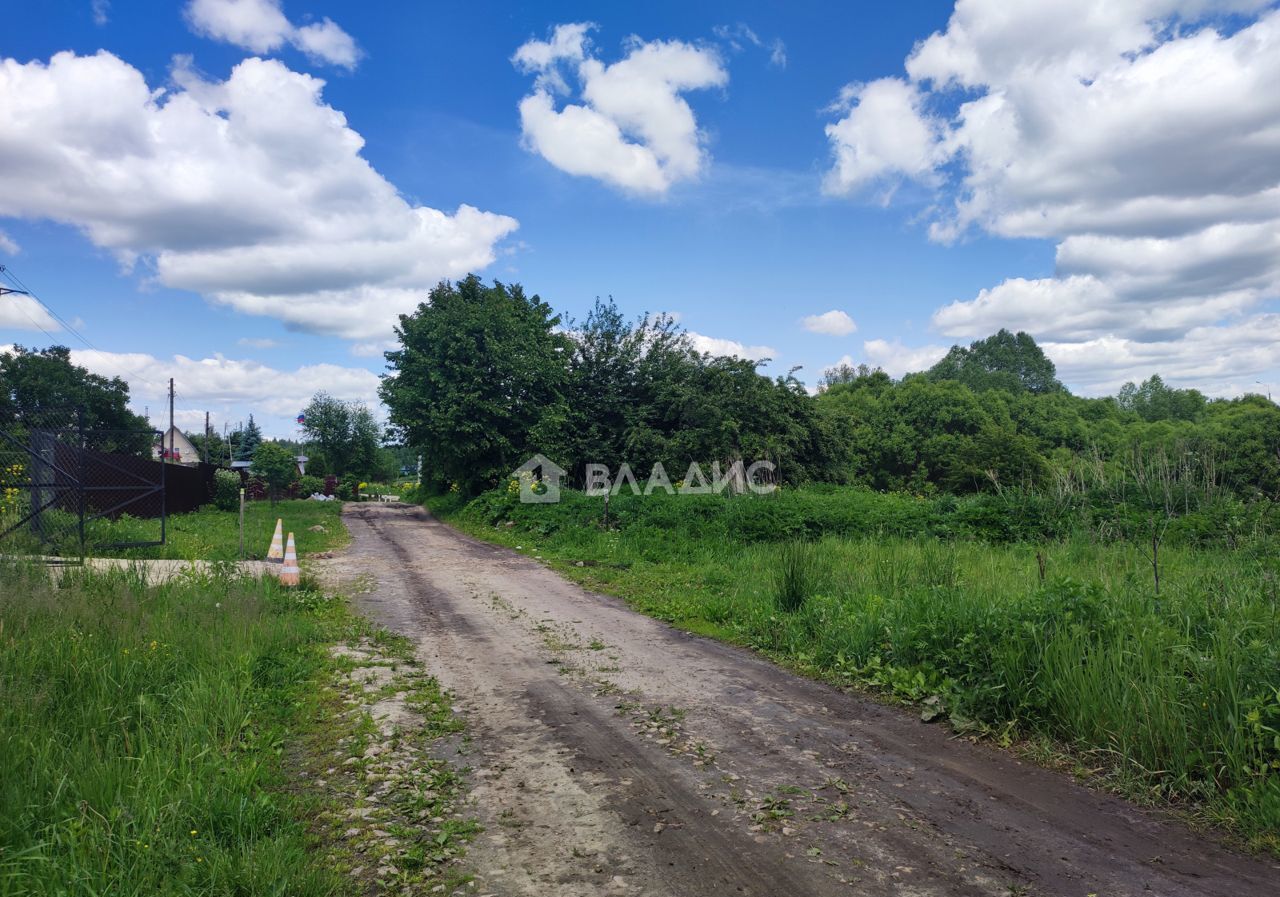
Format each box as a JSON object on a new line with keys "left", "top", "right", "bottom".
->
{"left": 267, "top": 518, "right": 284, "bottom": 565}
{"left": 279, "top": 532, "right": 300, "bottom": 587}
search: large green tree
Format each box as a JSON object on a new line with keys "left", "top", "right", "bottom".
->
{"left": 0, "top": 345, "right": 151, "bottom": 454}
{"left": 554, "top": 299, "right": 839, "bottom": 485}
{"left": 299, "top": 392, "right": 382, "bottom": 478}
{"left": 381, "top": 276, "right": 570, "bottom": 494}
{"left": 927, "top": 329, "right": 1064, "bottom": 395}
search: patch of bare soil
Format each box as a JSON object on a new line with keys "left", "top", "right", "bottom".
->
{"left": 299, "top": 634, "right": 477, "bottom": 893}
{"left": 314, "top": 503, "right": 1280, "bottom": 897}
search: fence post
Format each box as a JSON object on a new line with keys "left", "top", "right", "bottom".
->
{"left": 239, "top": 488, "right": 245, "bottom": 560}
{"left": 76, "top": 408, "right": 85, "bottom": 559}
{"left": 29, "top": 426, "right": 55, "bottom": 543}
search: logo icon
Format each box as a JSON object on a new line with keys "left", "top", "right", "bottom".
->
{"left": 510, "top": 454, "right": 566, "bottom": 504}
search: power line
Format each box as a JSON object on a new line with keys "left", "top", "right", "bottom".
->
{"left": 0, "top": 264, "right": 100, "bottom": 353}
{"left": 0, "top": 275, "right": 64, "bottom": 345}
{"left": 0, "top": 266, "right": 177, "bottom": 432}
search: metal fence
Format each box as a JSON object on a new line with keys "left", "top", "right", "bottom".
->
{"left": 0, "top": 407, "right": 211, "bottom": 560}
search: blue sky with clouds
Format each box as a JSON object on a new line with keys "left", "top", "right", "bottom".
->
{"left": 2, "top": 1, "right": 1279, "bottom": 435}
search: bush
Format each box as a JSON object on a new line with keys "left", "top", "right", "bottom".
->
{"left": 337, "top": 474, "right": 361, "bottom": 501}
{"left": 212, "top": 469, "right": 240, "bottom": 511}
{"left": 252, "top": 442, "right": 298, "bottom": 504}
{"left": 297, "top": 475, "right": 324, "bottom": 497}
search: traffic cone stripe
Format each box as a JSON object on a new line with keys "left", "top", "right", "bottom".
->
{"left": 279, "top": 532, "right": 300, "bottom": 587}
{"left": 267, "top": 518, "right": 284, "bottom": 564}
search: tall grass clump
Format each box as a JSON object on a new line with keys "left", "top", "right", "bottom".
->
{"left": 0, "top": 560, "right": 343, "bottom": 897}
{"left": 773, "top": 540, "right": 822, "bottom": 613}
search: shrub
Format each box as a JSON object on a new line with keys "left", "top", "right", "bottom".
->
{"left": 297, "top": 475, "right": 324, "bottom": 497}
{"left": 251, "top": 442, "right": 298, "bottom": 505}
{"left": 212, "top": 469, "right": 240, "bottom": 511}
{"left": 337, "top": 474, "right": 361, "bottom": 501}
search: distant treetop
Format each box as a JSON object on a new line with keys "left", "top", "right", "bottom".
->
{"left": 925, "top": 329, "right": 1064, "bottom": 395}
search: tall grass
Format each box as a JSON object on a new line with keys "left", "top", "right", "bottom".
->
{"left": 772, "top": 540, "right": 820, "bottom": 613}
{"left": 433, "top": 487, "right": 1280, "bottom": 850}
{"left": 0, "top": 561, "right": 343, "bottom": 896}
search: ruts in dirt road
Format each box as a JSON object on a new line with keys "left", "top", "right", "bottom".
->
{"left": 319, "top": 503, "right": 1279, "bottom": 897}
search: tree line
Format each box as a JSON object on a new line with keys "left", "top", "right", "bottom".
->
{"left": 0, "top": 347, "right": 406, "bottom": 488}
{"left": 380, "top": 276, "right": 1280, "bottom": 499}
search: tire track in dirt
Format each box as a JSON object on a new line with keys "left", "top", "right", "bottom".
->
{"left": 319, "top": 503, "right": 1279, "bottom": 897}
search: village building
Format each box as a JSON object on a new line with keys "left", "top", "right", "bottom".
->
{"left": 152, "top": 426, "right": 200, "bottom": 466}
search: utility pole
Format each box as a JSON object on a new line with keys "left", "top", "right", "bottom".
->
{"left": 204, "top": 411, "right": 211, "bottom": 463}
{"left": 168, "top": 378, "right": 175, "bottom": 462}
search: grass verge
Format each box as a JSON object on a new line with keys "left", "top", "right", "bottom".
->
{"left": 0, "top": 558, "right": 475, "bottom": 895}
{"left": 96, "top": 499, "right": 350, "bottom": 561}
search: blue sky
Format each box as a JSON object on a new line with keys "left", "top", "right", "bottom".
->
{"left": 2, "top": 1, "right": 1278, "bottom": 435}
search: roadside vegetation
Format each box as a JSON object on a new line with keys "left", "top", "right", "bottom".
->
{"left": 383, "top": 275, "right": 1279, "bottom": 853}
{"left": 429, "top": 485, "right": 1280, "bottom": 853}
{"left": 381, "top": 280, "right": 1280, "bottom": 502}
{"left": 0, "top": 558, "right": 476, "bottom": 895}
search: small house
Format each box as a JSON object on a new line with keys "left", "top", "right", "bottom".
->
{"left": 154, "top": 426, "right": 200, "bottom": 466}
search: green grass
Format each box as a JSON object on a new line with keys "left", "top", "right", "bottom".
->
{"left": 97, "top": 500, "right": 349, "bottom": 561}
{"left": 5, "top": 500, "right": 349, "bottom": 562}
{"left": 0, "top": 555, "right": 478, "bottom": 895}
{"left": 430, "top": 485, "right": 1280, "bottom": 853}
{"left": 0, "top": 561, "right": 348, "bottom": 896}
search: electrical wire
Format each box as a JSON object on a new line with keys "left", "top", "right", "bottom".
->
{"left": 0, "top": 285, "right": 63, "bottom": 346}
{"left": 0, "top": 265, "right": 100, "bottom": 353}
{"left": 0, "top": 265, "right": 184, "bottom": 433}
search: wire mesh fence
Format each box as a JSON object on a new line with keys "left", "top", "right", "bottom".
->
{"left": 0, "top": 407, "right": 186, "bottom": 559}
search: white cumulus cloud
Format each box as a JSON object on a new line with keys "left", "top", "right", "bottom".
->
{"left": 0, "top": 51, "right": 518, "bottom": 342}
{"left": 801, "top": 309, "right": 857, "bottom": 336}
{"left": 688, "top": 331, "right": 775, "bottom": 361}
{"left": 185, "top": 0, "right": 360, "bottom": 69}
{"left": 513, "top": 23, "right": 728, "bottom": 196}
{"left": 861, "top": 339, "right": 948, "bottom": 377}
{"left": 0, "top": 293, "right": 59, "bottom": 332}
{"left": 823, "top": 78, "right": 945, "bottom": 195}
{"left": 821, "top": 339, "right": 950, "bottom": 380}
{"left": 69, "top": 348, "right": 381, "bottom": 437}
{"left": 824, "top": 1, "right": 1280, "bottom": 393}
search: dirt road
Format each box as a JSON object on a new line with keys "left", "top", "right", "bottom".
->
{"left": 322, "top": 503, "right": 1278, "bottom": 897}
